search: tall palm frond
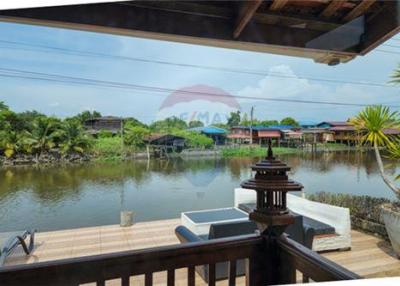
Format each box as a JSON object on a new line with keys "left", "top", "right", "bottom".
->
{"left": 350, "top": 105, "right": 400, "bottom": 195}
{"left": 350, "top": 105, "right": 399, "bottom": 147}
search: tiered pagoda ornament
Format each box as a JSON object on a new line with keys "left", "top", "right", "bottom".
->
{"left": 241, "top": 140, "right": 303, "bottom": 235}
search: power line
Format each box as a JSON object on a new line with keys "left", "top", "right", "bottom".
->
{"left": 375, "top": 49, "right": 400, "bottom": 55}
{"left": 382, "top": 44, "right": 400, "bottom": 49}
{"left": 1, "top": 67, "right": 399, "bottom": 108}
{"left": 0, "top": 40, "right": 396, "bottom": 89}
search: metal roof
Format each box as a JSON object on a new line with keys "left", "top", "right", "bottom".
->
{"left": 188, "top": 126, "right": 227, "bottom": 134}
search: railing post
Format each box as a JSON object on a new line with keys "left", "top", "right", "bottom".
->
{"left": 276, "top": 236, "right": 296, "bottom": 284}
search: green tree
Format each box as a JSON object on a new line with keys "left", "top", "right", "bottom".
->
{"left": 188, "top": 120, "right": 204, "bottom": 128}
{"left": 280, "top": 117, "right": 299, "bottom": 127}
{"left": 0, "top": 101, "right": 9, "bottom": 111}
{"left": 227, "top": 111, "right": 241, "bottom": 127}
{"left": 124, "top": 124, "right": 151, "bottom": 150}
{"left": 70, "top": 110, "right": 102, "bottom": 124}
{"left": 17, "top": 110, "right": 45, "bottom": 132}
{"left": 351, "top": 105, "right": 400, "bottom": 196}
{"left": 0, "top": 130, "right": 20, "bottom": 158}
{"left": 0, "top": 110, "right": 25, "bottom": 132}
{"left": 0, "top": 130, "right": 33, "bottom": 157}
{"left": 150, "top": 117, "right": 187, "bottom": 132}
{"left": 124, "top": 117, "right": 147, "bottom": 128}
{"left": 29, "top": 117, "right": 62, "bottom": 155}
{"left": 56, "top": 120, "right": 93, "bottom": 154}
{"left": 173, "top": 130, "right": 213, "bottom": 149}
{"left": 259, "top": 120, "right": 279, "bottom": 126}
{"left": 213, "top": 123, "right": 229, "bottom": 129}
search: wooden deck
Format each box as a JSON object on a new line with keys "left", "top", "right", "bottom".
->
{"left": 4, "top": 219, "right": 400, "bottom": 284}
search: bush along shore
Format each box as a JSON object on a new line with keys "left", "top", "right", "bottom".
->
{"left": 307, "top": 192, "right": 391, "bottom": 240}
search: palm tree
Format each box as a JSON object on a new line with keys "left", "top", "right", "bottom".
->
{"left": 350, "top": 105, "right": 400, "bottom": 196}
{"left": 0, "top": 130, "right": 33, "bottom": 158}
{"left": 0, "top": 101, "right": 8, "bottom": 111}
{"left": 30, "top": 117, "right": 61, "bottom": 155}
{"left": 57, "top": 120, "right": 93, "bottom": 154}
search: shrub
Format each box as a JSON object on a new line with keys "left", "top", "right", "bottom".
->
{"left": 93, "top": 137, "right": 123, "bottom": 160}
{"left": 172, "top": 130, "right": 214, "bottom": 149}
{"left": 307, "top": 192, "right": 391, "bottom": 224}
{"left": 97, "top": 129, "right": 114, "bottom": 138}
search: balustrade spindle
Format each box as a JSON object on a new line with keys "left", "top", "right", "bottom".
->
{"left": 188, "top": 266, "right": 195, "bottom": 286}
{"left": 228, "top": 260, "right": 236, "bottom": 286}
{"left": 208, "top": 263, "right": 216, "bottom": 286}
{"left": 145, "top": 273, "right": 152, "bottom": 286}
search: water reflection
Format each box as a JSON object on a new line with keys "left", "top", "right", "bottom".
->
{"left": 0, "top": 151, "right": 398, "bottom": 232}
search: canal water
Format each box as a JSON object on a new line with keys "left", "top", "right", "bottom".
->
{"left": 0, "top": 151, "right": 399, "bottom": 232}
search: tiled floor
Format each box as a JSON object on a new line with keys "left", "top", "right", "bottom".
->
{"left": 3, "top": 219, "right": 400, "bottom": 285}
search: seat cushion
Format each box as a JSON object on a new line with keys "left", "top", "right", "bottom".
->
{"left": 238, "top": 203, "right": 255, "bottom": 214}
{"left": 301, "top": 215, "right": 335, "bottom": 235}
{"left": 238, "top": 203, "right": 335, "bottom": 235}
{"left": 208, "top": 220, "right": 257, "bottom": 239}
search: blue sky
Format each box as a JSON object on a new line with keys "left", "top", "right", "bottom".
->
{"left": 0, "top": 21, "right": 400, "bottom": 124}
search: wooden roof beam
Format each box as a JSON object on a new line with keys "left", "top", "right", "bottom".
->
{"left": 320, "top": 0, "right": 346, "bottom": 18}
{"left": 343, "top": 0, "right": 376, "bottom": 22}
{"left": 234, "top": 0, "right": 262, "bottom": 38}
{"left": 269, "top": 0, "right": 289, "bottom": 11}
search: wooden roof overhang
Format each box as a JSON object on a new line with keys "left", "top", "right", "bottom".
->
{"left": 0, "top": 1, "right": 399, "bottom": 65}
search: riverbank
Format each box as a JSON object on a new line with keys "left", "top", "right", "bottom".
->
{"left": 221, "top": 146, "right": 299, "bottom": 157}
{"left": 0, "top": 152, "right": 91, "bottom": 166}
{"left": 0, "top": 144, "right": 374, "bottom": 166}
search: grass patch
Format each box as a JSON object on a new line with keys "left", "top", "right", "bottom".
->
{"left": 318, "top": 143, "right": 348, "bottom": 149}
{"left": 221, "top": 146, "right": 299, "bottom": 157}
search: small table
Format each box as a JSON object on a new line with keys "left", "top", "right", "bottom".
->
{"left": 181, "top": 207, "right": 249, "bottom": 236}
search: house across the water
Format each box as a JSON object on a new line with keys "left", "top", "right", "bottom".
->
{"left": 188, "top": 126, "right": 227, "bottom": 145}
{"left": 228, "top": 126, "right": 287, "bottom": 145}
{"left": 317, "top": 121, "right": 358, "bottom": 145}
{"left": 301, "top": 128, "right": 334, "bottom": 144}
{"left": 84, "top": 116, "right": 123, "bottom": 135}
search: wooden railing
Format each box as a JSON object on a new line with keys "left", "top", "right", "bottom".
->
{"left": 0, "top": 233, "right": 360, "bottom": 286}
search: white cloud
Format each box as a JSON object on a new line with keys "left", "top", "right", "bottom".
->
{"left": 235, "top": 65, "right": 398, "bottom": 121}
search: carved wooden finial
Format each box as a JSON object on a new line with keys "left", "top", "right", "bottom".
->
{"left": 241, "top": 144, "right": 303, "bottom": 235}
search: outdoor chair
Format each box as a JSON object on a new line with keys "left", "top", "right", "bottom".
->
{"left": 234, "top": 188, "right": 351, "bottom": 251}
{"left": 175, "top": 218, "right": 314, "bottom": 282}
{"left": 0, "top": 230, "right": 35, "bottom": 266}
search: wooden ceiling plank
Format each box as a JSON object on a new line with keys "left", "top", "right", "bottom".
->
{"left": 269, "top": 0, "right": 290, "bottom": 11}
{"left": 342, "top": 0, "right": 376, "bottom": 22}
{"left": 234, "top": 0, "right": 262, "bottom": 39}
{"left": 320, "top": 0, "right": 346, "bottom": 18}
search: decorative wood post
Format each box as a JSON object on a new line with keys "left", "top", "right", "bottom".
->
{"left": 241, "top": 139, "right": 303, "bottom": 234}
{"left": 241, "top": 139, "right": 303, "bottom": 285}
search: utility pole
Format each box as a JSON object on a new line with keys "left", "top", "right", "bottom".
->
{"left": 250, "top": 106, "right": 254, "bottom": 145}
